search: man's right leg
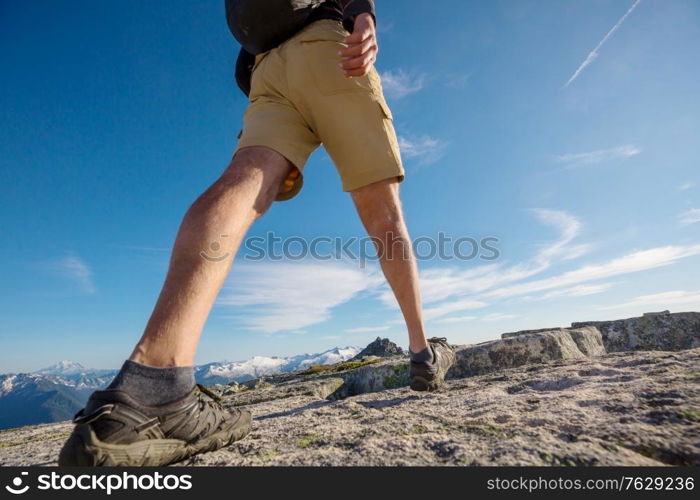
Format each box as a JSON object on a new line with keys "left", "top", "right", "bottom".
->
{"left": 131, "top": 146, "right": 293, "bottom": 369}
{"left": 59, "top": 146, "right": 293, "bottom": 466}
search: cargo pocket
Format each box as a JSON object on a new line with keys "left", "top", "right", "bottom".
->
{"left": 376, "top": 95, "right": 393, "bottom": 121}
{"left": 375, "top": 96, "right": 402, "bottom": 170}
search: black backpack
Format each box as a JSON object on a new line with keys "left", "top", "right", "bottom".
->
{"left": 225, "top": 0, "right": 325, "bottom": 55}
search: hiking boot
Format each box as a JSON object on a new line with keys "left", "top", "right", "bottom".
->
{"left": 409, "top": 337, "right": 456, "bottom": 392}
{"left": 58, "top": 384, "right": 251, "bottom": 466}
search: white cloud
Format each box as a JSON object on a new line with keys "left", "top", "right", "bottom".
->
{"left": 563, "top": 0, "right": 643, "bottom": 87}
{"left": 217, "top": 261, "right": 383, "bottom": 333}
{"left": 485, "top": 245, "right": 700, "bottom": 299}
{"left": 383, "top": 209, "right": 585, "bottom": 320}
{"left": 445, "top": 72, "right": 471, "bottom": 89}
{"left": 436, "top": 315, "right": 477, "bottom": 324}
{"left": 678, "top": 183, "right": 694, "bottom": 191}
{"left": 525, "top": 283, "right": 615, "bottom": 301}
{"left": 529, "top": 209, "right": 584, "bottom": 263}
{"left": 380, "top": 69, "right": 425, "bottom": 99}
{"left": 379, "top": 209, "right": 700, "bottom": 325}
{"left": 344, "top": 326, "right": 390, "bottom": 334}
{"left": 599, "top": 290, "right": 700, "bottom": 311}
{"left": 555, "top": 144, "right": 641, "bottom": 169}
{"left": 376, "top": 21, "right": 394, "bottom": 34}
{"left": 423, "top": 298, "right": 489, "bottom": 321}
{"left": 48, "top": 254, "right": 96, "bottom": 294}
{"left": 398, "top": 135, "right": 447, "bottom": 165}
{"left": 482, "top": 313, "right": 518, "bottom": 322}
{"left": 679, "top": 208, "right": 700, "bottom": 225}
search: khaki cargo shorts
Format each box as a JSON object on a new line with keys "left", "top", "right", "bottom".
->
{"left": 235, "top": 19, "right": 405, "bottom": 201}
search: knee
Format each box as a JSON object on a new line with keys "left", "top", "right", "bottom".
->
{"left": 360, "top": 196, "right": 404, "bottom": 237}
{"left": 190, "top": 149, "right": 285, "bottom": 219}
{"left": 370, "top": 210, "right": 403, "bottom": 238}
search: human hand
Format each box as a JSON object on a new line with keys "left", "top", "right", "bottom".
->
{"left": 338, "top": 13, "right": 378, "bottom": 77}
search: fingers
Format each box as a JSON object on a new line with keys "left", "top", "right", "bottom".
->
{"left": 339, "top": 48, "right": 377, "bottom": 76}
{"left": 344, "top": 66, "right": 372, "bottom": 77}
{"left": 338, "top": 15, "right": 378, "bottom": 78}
{"left": 339, "top": 35, "right": 377, "bottom": 77}
{"left": 338, "top": 35, "right": 375, "bottom": 59}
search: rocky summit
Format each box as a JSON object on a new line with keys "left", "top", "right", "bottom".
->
{"left": 350, "top": 337, "right": 404, "bottom": 361}
{"left": 1, "top": 311, "right": 698, "bottom": 467}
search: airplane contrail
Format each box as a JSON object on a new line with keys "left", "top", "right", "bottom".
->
{"left": 564, "top": 0, "right": 643, "bottom": 88}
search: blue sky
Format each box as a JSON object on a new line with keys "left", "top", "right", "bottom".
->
{"left": 1, "top": 0, "right": 699, "bottom": 373}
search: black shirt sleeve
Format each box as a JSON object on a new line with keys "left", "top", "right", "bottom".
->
{"left": 339, "top": 0, "right": 375, "bottom": 32}
{"left": 235, "top": 48, "right": 255, "bottom": 97}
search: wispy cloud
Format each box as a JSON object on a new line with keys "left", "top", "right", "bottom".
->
{"left": 563, "top": 0, "right": 642, "bottom": 88}
{"left": 525, "top": 283, "right": 615, "bottom": 301}
{"left": 48, "top": 254, "right": 96, "bottom": 294}
{"left": 529, "top": 209, "right": 586, "bottom": 263}
{"left": 394, "top": 210, "right": 586, "bottom": 321}
{"left": 376, "top": 21, "right": 395, "bottom": 34}
{"left": 398, "top": 135, "right": 447, "bottom": 165}
{"left": 599, "top": 290, "right": 700, "bottom": 311}
{"left": 217, "top": 261, "right": 383, "bottom": 333}
{"left": 679, "top": 208, "right": 700, "bottom": 225}
{"left": 380, "top": 69, "right": 426, "bottom": 99}
{"left": 485, "top": 244, "right": 700, "bottom": 299}
{"left": 424, "top": 298, "right": 489, "bottom": 321}
{"left": 378, "top": 207, "right": 700, "bottom": 324}
{"left": 344, "top": 326, "right": 390, "bottom": 334}
{"left": 436, "top": 315, "right": 477, "bottom": 324}
{"left": 444, "top": 72, "right": 471, "bottom": 89}
{"left": 555, "top": 144, "right": 641, "bottom": 169}
{"left": 481, "top": 313, "right": 518, "bottom": 322}
{"left": 678, "top": 183, "right": 694, "bottom": 191}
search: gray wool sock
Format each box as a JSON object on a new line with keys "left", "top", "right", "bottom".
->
{"left": 107, "top": 360, "right": 195, "bottom": 406}
{"left": 410, "top": 345, "right": 434, "bottom": 364}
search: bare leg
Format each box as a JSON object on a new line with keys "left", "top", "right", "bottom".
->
{"left": 350, "top": 178, "right": 428, "bottom": 353}
{"left": 130, "top": 147, "right": 293, "bottom": 367}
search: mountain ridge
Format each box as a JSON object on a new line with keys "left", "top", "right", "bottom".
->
{"left": 1, "top": 311, "right": 698, "bottom": 466}
{"left": 0, "top": 345, "right": 361, "bottom": 430}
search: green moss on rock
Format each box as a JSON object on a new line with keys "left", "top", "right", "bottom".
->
{"left": 300, "top": 358, "right": 382, "bottom": 375}
{"left": 383, "top": 364, "right": 409, "bottom": 389}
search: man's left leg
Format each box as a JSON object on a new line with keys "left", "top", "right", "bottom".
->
{"left": 350, "top": 178, "right": 427, "bottom": 354}
{"left": 350, "top": 178, "right": 455, "bottom": 391}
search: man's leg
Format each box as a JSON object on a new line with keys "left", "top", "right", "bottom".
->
{"left": 349, "top": 178, "right": 428, "bottom": 354}
{"left": 59, "top": 146, "right": 294, "bottom": 466}
{"left": 131, "top": 146, "right": 293, "bottom": 367}
{"left": 350, "top": 178, "right": 456, "bottom": 392}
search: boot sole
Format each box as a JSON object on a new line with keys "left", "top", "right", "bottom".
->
{"left": 409, "top": 375, "right": 441, "bottom": 392}
{"left": 58, "top": 411, "right": 252, "bottom": 466}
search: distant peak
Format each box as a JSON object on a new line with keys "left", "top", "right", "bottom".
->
{"left": 36, "top": 360, "right": 86, "bottom": 375}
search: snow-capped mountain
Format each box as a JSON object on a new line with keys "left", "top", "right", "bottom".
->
{"left": 194, "top": 346, "right": 361, "bottom": 385}
{"left": 0, "top": 345, "right": 361, "bottom": 430}
{"left": 35, "top": 360, "right": 89, "bottom": 376}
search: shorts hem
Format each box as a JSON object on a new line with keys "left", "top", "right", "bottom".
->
{"left": 235, "top": 139, "right": 309, "bottom": 172}
{"left": 342, "top": 166, "right": 405, "bottom": 192}
{"left": 235, "top": 139, "right": 310, "bottom": 201}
